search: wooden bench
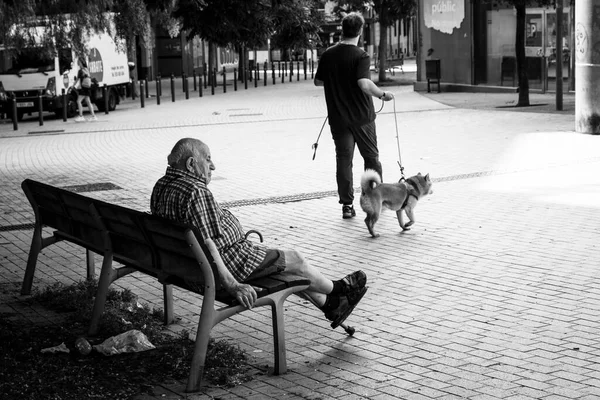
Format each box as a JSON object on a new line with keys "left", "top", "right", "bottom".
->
{"left": 20, "top": 179, "right": 310, "bottom": 392}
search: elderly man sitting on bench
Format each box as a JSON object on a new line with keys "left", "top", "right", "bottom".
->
{"left": 150, "top": 138, "right": 368, "bottom": 329}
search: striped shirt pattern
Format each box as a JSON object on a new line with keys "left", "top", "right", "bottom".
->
{"left": 150, "top": 167, "right": 267, "bottom": 282}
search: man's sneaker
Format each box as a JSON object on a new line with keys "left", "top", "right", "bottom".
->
{"left": 342, "top": 205, "right": 356, "bottom": 219}
{"left": 324, "top": 287, "right": 368, "bottom": 329}
{"left": 74, "top": 116, "right": 85, "bottom": 122}
{"left": 87, "top": 115, "right": 98, "bottom": 121}
{"left": 340, "top": 270, "right": 367, "bottom": 295}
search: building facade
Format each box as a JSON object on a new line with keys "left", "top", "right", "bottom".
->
{"left": 418, "top": 0, "right": 573, "bottom": 91}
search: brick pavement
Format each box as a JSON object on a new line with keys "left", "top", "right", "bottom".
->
{"left": 1, "top": 72, "right": 600, "bottom": 400}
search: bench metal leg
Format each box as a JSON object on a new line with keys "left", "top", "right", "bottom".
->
{"left": 269, "top": 292, "right": 288, "bottom": 375}
{"left": 86, "top": 250, "right": 95, "bottom": 281}
{"left": 186, "top": 297, "right": 217, "bottom": 393}
{"left": 21, "top": 226, "right": 43, "bottom": 295}
{"left": 21, "top": 227, "right": 58, "bottom": 295}
{"left": 88, "top": 253, "right": 115, "bottom": 336}
{"left": 163, "top": 284, "right": 174, "bottom": 325}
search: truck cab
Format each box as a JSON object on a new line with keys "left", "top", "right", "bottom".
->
{"left": 0, "top": 29, "right": 130, "bottom": 122}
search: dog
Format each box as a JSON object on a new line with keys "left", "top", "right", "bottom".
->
{"left": 359, "top": 169, "right": 433, "bottom": 238}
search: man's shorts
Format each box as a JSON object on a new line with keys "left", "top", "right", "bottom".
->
{"left": 246, "top": 249, "right": 287, "bottom": 280}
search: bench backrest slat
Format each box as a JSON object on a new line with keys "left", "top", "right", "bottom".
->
{"left": 23, "top": 180, "right": 104, "bottom": 252}
{"left": 140, "top": 215, "right": 216, "bottom": 290}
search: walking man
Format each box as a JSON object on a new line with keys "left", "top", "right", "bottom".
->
{"left": 314, "top": 12, "right": 393, "bottom": 219}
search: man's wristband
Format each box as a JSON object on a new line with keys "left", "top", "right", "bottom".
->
{"left": 379, "top": 92, "right": 386, "bottom": 100}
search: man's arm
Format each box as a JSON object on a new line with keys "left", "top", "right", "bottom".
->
{"left": 204, "top": 239, "right": 258, "bottom": 308}
{"left": 357, "top": 78, "right": 393, "bottom": 101}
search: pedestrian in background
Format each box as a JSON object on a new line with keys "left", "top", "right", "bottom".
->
{"left": 314, "top": 12, "right": 393, "bottom": 219}
{"left": 74, "top": 58, "right": 97, "bottom": 122}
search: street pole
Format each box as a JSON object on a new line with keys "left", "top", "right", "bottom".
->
{"left": 575, "top": 0, "right": 600, "bottom": 133}
{"left": 556, "top": 0, "right": 563, "bottom": 111}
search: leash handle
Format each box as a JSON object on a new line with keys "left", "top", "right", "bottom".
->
{"left": 312, "top": 116, "right": 328, "bottom": 160}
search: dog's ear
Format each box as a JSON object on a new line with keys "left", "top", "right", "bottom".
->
{"left": 417, "top": 172, "right": 422, "bottom": 176}
{"left": 425, "top": 173, "right": 430, "bottom": 180}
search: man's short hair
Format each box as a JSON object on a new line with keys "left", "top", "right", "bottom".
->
{"left": 342, "top": 12, "right": 364, "bottom": 38}
{"left": 167, "top": 138, "right": 205, "bottom": 167}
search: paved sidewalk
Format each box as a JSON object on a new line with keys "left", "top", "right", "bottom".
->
{"left": 2, "top": 74, "right": 599, "bottom": 400}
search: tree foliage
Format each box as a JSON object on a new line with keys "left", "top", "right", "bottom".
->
{"left": 0, "top": 0, "right": 173, "bottom": 60}
{"left": 269, "top": 0, "right": 325, "bottom": 52}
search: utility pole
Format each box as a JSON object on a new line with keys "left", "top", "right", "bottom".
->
{"left": 556, "top": 0, "right": 563, "bottom": 111}
{"left": 575, "top": 0, "right": 600, "bottom": 134}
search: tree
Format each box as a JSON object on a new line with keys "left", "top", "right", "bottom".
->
{"left": 174, "top": 0, "right": 272, "bottom": 83}
{"left": 497, "top": 0, "right": 554, "bottom": 106}
{"left": 334, "top": 0, "right": 417, "bottom": 82}
{"left": 175, "top": 0, "right": 324, "bottom": 82}
{"left": 269, "top": 0, "right": 325, "bottom": 61}
{"left": 0, "top": 0, "right": 172, "bottom": 94}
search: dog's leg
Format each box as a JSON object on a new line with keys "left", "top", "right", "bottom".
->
{"left": 403, "top": 200, "right": 416, "bottom": 229}
{"left": 396, "top": 209, "right": 410, "bottom": 231}
{"left": 365, "top": 206, "right": 381, "bottom": 238}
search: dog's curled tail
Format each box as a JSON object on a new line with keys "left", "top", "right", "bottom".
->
{"left": 360, "top": 169, "right": 382, "bottom": 193}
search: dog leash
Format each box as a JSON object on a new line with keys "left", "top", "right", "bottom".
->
{"left": 391, "top": 95, "right": 406, "bottom": 180}
{"left": 311, "top": 116, "right": 328, "bottom": 160}
{"left": 312, "top": 95, "right": 404, "bottom": 180}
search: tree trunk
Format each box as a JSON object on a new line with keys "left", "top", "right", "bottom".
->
{"left": 128, "top": 34, "right": 139, "bottom": 98}
{"left": 515, "top": 4, "right": 529, "bottom": 107}
{"left": 378, "top": 8, "right": 389, "bottom": 82}
{"left": 208, "top": 42, "right": 216, "bottom": 86}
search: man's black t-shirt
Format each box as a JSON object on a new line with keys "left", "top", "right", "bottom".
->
{"left": 315, "top": 43, "right": 375, "bottom": 130}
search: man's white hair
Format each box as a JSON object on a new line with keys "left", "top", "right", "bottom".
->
{"left": 167, "top": 138, "right": 205, "bottom": 167}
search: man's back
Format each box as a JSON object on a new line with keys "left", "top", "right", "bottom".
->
{"left": 316, "top": 43, "right": 375, "bottom": 129}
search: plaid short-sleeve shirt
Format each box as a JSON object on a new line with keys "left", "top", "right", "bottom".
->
{"left": 150, "top": 167, "right": 267, "bottom": 282}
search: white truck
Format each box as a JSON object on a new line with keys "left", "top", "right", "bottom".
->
{"left": 0, "top": 28, "right": 131, "bottom": 121}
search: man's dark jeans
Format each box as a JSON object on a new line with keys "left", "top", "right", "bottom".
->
{"left": 331, "top": 121, "right": 382, "bottom": 205}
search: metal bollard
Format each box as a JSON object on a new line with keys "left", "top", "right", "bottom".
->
{"left": 297, "top": 61, "right": 300, "bottom": 81}
{"left": 311, "top": 60, "right": 314, "bottom": 79}
{"left": 272, "top": 63, "right": 276, "bottom": 85}
{"left": 199, "top": 76, "right": 203, "bottom": 97}
{"left": 284, "top": 61, "right": 287, "bottom": 77}
{"left": 222, "top": 67, "right": 226, "bottom": 93}
{"left": 278, "top": 61, "right": 281, "bottom": 77}
{"left": 304, "top": 60, "right": 307, "bottom": 80}
{"left": 145, "top": 79, "right": 149, "bottom": 98}
{"left": 185, "top": 75, "right": 189, "bottom": 99}
{"left": 211, "top": 69, "right": 215, "bottom": 95}
{"left": 38, "top": 90, "right": 43, "bottom": 126}
{"left": 193, "top": 70, "right": 197, "bottom": 91}
{"left": 11, "top": 98, "right": 18, "bottom": 131}
{"left": 254, "top": 67, "right": 258, "bottom": 88}
{"left": 156, "top": 77, "right": 161, "bottom": 105}
{"left": 157, "top": 74, "right": 162, "bottom": 97}
{"left": 234, "top": 69, "right": 237, "bottom": 91}
{"left": 203, "top": 65, "right": 208, "bottom": 89}
{"left": 62, "top": 89, "right": 67, "bottom": 121}
{"left": 282, "top": 64, "right": 285, "bottom": 84}
{"left": 170, "top": 74, "right": 175, "bottom": 102}
{"left": 290, "top": 62, "right": 293, "bottom": 82}
{"left": 181, "top": 73, "right": 186, "bottom": 92}
{"left": 244, "top": 68, "right": 248, "bottom": 90}
{"left": 140, "top": 81, "right": 145, "bottom": 108}
{"left": 103, "top": 85, "right": 109, "bottom": 114}
{"left": 264, "top": 62, "right": 267, "bottom": 86}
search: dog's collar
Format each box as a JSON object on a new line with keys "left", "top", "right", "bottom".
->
{"left": 401, "top": 179, "right": 420, "bottom": 209}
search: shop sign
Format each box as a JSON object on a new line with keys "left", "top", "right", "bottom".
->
{"left": 424, "top": 0, "right": 465, "bottom": 34}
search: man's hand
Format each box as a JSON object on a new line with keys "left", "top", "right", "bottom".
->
{"left": 380, "top": 91, "right": 394, "bottom": 101}
{"left": 230, "top": 282, "right": 258, "bottom": 308}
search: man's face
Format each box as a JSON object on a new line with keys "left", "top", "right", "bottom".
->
{"left": 190, "top": 144, "right": 215, "bottom": 184}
